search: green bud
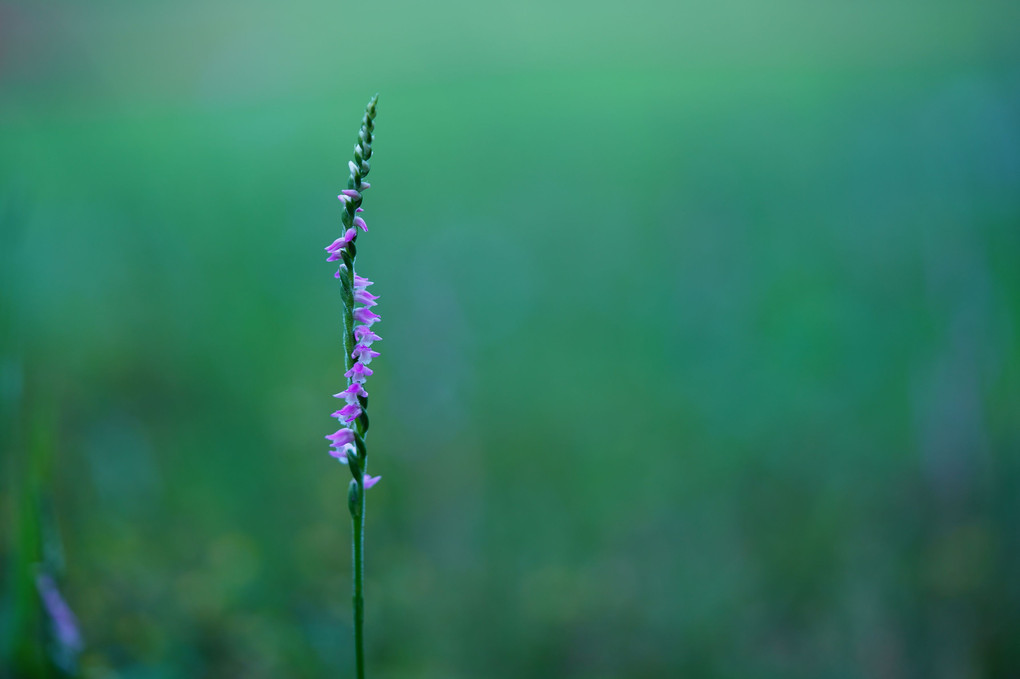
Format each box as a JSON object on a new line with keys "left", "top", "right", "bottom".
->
{"left": 348, "top": 479, "right": 362, "bottom": 517}
{"left": 347, "top": 444, "right": 362, "bottom": 472}
{"left": 341, "top": 289, "right": 354, "bottom": 313}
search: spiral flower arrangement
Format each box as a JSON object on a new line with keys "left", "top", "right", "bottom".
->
{"left": 324, "top": 95, "right": 379, "bottom": 679}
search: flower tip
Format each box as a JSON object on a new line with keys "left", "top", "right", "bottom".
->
{"left": 337, "top": 403, "right": 362, "bottom": 422}
{"left": 326, "top": 428, "right": 355, "bottom": 446}
{"left": 364, "top": 475, "right": 381, "bottom": 489}
{"left": 353, "top": 307, "right": 382, "bottom": 325}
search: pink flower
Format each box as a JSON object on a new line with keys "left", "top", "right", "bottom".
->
{"left": 326, "top": 428, "right": 355, "bottom": 447}
{"left": 355, "top": 327, "right": 381, "bottom": 344}
{"left": 345, "top": 362, "right": 374, "bottom": 382}
{"left": 352, "top": 345, "right": 381, "bottom": 364}
{"left": 335, "top": 383, "right": 368, "bottom": 404}
{"left": 329, "top": 444, "right": 353, "bottom": 463}
{"left": 354, "top": 290, "right": 379, "bottom": 307}
{"left": 325, "top": 229, "right": 357, "bottom": 254}
{"left": 333, "top": 403, "right": 362, "bottom": 423}
{"left": 354, "top": 308, "right": 381, "bottom": 325}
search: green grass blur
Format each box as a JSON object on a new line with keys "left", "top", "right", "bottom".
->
{"left": 2, "top": 0, "right": 1019, "bottom": 676}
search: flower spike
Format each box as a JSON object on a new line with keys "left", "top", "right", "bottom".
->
{"left": 322, "top": 94, "right": 380, "bottom": 679}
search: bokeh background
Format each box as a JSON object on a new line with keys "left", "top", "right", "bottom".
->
{"left": 2, "top": 0, "right": 1019, "bottom": 677}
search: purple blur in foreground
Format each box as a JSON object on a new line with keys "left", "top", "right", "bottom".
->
{"left": 35, "top": 573, "right": 84, "bottom": 652}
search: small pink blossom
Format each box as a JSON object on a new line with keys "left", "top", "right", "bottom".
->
{"left": 354, "top": 308, "right": 381, "bottom": 325}
{"left": 326, "top": 428, "right": 355, "bottom": 447}
{"left": 355, "top": 327, "right": 382, "bottom": 344}
{"left": 325, "top": 228, "right": 357, "bottom": 254}
{"left": 335, "top": 383, "right": 368, "bottom": 404}
{"left": 352, "top": 345, "right": 381, "bottom": 364}
{"left": 329, "top": 444, "right": 354, "bottom": 463}
{"left": 345, "top": 362, "right": 374, "bottom": 382}
{"left": 334, "top": 403, "right": 362, "bottom": 423}
{"left": 354, "top": 290, "right": 379, "bottom": 306}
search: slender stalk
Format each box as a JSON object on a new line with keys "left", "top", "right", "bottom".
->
{"left": 340, "top": 171, "right": 368, "bottom": 679}
{"left": 341, "top": 243, "right": 367, "bottom": 677}
{"left": 330, "top": 95, "right": 377, "bottom": 679}
{"left": 352, "top": 489, "right": 366, "bottom": 679}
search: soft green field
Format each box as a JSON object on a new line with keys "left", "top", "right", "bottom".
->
{"left": 3, "top": 0, "right": 1019, "bottom": 676}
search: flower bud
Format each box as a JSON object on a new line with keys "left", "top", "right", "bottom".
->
{"left": 348, "top": 479, "right": 362, "bottom": 517}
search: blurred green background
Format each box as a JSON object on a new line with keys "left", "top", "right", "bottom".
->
{"left": 2, "top": 0, "right": 1019, "bottom": 676}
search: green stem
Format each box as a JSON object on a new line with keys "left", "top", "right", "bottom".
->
{"left": 343, "top": 251, "right": 367, "bottom": 679}
{"left": 339, "top": 94, "right": 377, "bottom": 679}
{"left": 352, "top": 484, "right": 366, "bottom": 679}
